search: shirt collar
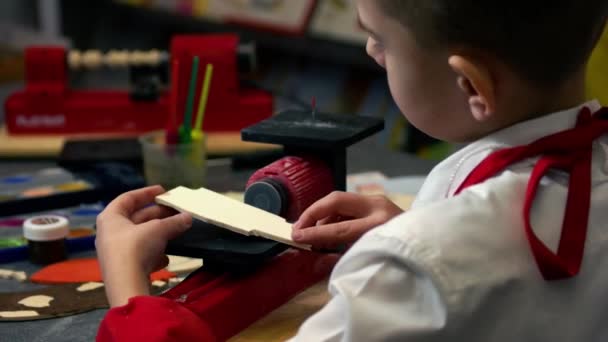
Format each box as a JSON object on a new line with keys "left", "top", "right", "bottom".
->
{"left": 477, "top": 99, "right": 602, "bottom": 148}
{"left": 413, "top": 100, "right": 603, "bottom": 205}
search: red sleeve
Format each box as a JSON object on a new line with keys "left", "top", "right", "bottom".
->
{"left": 96, "top": 296, "right": 215, "bottom": 342}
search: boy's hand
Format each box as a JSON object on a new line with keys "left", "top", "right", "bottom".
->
{"left": 291, "top": 191, "right": 403, "bottom": 250}
{"left": 95, "top": 185, "right": 192, "bottom": 307}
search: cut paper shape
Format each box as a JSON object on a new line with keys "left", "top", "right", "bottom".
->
{"left": 76, "top": 282, "right": 104, "bottom": 292}
{"left": 0, "top": 268, "right": 27, "bottom": 282}
{"left": 152, "top": 280, "right": 166, "bottom": 287}
{"left": 0, "top": 310, "right": 39, "bottom": 318}
{"left": 167, "top": 255, "right": 203, "bottom": 274}
{"left": 0, "top": 283, "right": 107, "bottom": 321}
{"left": 30, "top": 258, "right": 175, "bottom": 284}
{"left": 0, "top": 280, "right": 171, "bottom": 322}
{"left": 156, "top": 186, "right": 310, "bottom": 250}
{"left": 168, "top": 277, "right": 184, "bottom": 285}
{"left": 18, "top": 295, "right": 54, "bottom": 308}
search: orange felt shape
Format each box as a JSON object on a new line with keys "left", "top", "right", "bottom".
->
{"left": 30, "top": 258, "right": 175, "bottom": 284}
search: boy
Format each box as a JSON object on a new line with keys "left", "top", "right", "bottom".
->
{"left": 96, "top": 0, "right": 608, "bottom": 341}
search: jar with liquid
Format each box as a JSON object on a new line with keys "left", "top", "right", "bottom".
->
{"left": 23, "top": 215, "right": 69, "bottom": 264}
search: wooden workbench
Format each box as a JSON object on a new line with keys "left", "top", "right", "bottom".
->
{"left": 229, "top": 281, "right": 330, "bottom": 341}
{"left": 0, "top": 139, "right": 435, "bottom": 342}
{"left": 0, "top": 126, "right": 278, "bottom": 158}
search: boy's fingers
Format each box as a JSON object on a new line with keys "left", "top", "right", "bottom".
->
{"left": 317, "top": 215, "right": 338, "bottom": 226}
{"left": 152, "top": 254, "right": 170, "bottom": 272}
{"left": 292, "top": 219, "right": 371, "bottom": 246}
{"left": 317, "top": 215, "right": 353, "bottom": 226}
{"left": 106, "top": 185, "right": 166, "bottom": 217}
{"left": 294, "top": 192, "right": 371, "bottom": 230}
{"left": 145, "top": 212, "right": 193, "bottom": 241}
{"left": 131, "top": 205, "right": 177, "bottom": 224}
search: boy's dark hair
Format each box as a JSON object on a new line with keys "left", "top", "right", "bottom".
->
{"left": 379, "top": 1, "right": 608, "bottom": 86}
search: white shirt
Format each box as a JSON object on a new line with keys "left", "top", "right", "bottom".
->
{"left": 290, "top": 100, "right": 608, "bottom": 341}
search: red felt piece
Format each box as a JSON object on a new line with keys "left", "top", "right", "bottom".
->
{"left": 30, "top": 258, "right": 175, "bottom": 284}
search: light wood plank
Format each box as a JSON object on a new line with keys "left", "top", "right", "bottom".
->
{"left": 156, "top": 186, "right": 310, "bottom": 250}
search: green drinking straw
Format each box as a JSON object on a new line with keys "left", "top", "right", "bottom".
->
{"left": 179, "top": 56, "right": 199, "bottom": 144}
{"left": 192, "top": 63, "right": 213, "bottom": 142}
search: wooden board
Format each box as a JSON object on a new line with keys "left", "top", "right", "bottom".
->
{"left": 0, "top": 126, "right": 279, "bottom": 158}
{"left": 156, "top": 186, "right": 310, "bottom": 250}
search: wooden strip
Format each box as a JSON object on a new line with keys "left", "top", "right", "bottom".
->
{"left": 156, "top": 186, "right": 310, "bottom": 250}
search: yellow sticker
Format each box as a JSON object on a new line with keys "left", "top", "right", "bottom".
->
{"left": 55, "top": 181, "right": 91, "bottom": 192}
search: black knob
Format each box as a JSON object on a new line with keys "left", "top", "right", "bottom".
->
{"left": 244, "top": 178, "right": 288, "bottom": 216}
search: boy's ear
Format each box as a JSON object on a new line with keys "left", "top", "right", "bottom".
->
{"left": 448, "top": 55, "right": 496, "bottom": 122}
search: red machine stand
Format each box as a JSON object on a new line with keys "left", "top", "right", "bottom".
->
{"left": 5, "top": 34, "right": 273, "bottom": 135}
{"left": 160, "top": 249, "right": 335, "bottom": 341}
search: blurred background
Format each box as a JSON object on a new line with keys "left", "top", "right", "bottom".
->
{"left": 0, "top": 0, "right": 606, "bottom": 159}
{"left": 0, "top": 0, "right": 452, "bottom": 159}
{"left": 0, "top": 3, "right": 605, "bottom": 339}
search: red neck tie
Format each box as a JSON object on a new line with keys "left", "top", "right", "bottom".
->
{"left": 455, "top": 107, "right": 608, "bottom": 280}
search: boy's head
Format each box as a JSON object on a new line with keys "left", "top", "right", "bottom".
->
{"left": 357, "top": 0, "right": 608, "bottom": 142}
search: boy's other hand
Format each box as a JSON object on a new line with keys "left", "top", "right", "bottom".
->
{"left": 95, "top": 185, "right": 192, "bottom": 306}
{"left": 292, "top": 191, "right": 403, "bottom": 250}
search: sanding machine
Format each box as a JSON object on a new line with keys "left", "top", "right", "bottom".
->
{"left": 162, "top": 109, "right": 384, "bottom": 341}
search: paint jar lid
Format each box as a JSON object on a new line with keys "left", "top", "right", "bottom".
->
{"left": 23, "top": 215, "right": 69, "bottom": 241}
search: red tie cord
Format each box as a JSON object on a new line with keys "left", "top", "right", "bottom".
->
{"left": 455, "top": 107, "right": 608, "bottom": 280}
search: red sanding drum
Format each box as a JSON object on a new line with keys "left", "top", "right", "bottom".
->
{"left": 245, "top": 156, "right": 333, "bottom": 222}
